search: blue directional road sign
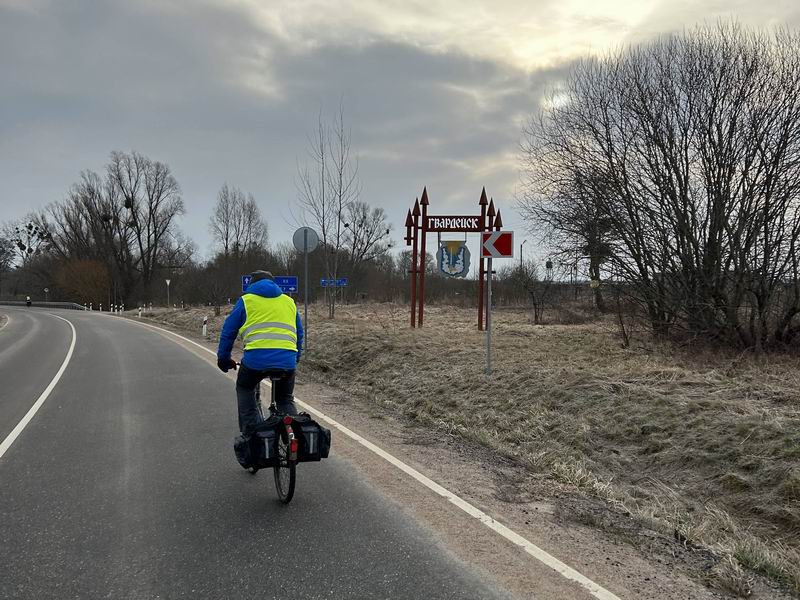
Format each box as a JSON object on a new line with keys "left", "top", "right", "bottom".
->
{"left": 274, "top": 275, "right": 298, "bottom": 294}
{"left": 321, "top": 277, "right": 349, "bottom": 288}
{"left": 241, "top": 274, "right": 252, "bottom": 292}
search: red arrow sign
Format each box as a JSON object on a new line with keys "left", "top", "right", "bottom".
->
{"left": 481, "top": 231, "right": 514, "bottom": 258}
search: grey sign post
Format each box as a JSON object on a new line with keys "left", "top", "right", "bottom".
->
{"left": 482, "top": 231, "right": 514, "bottom": 377}
{"left": 486, "top": 257, "right": 492, "bottom": 377}
{"left": 293, "top": 227, "right": 319, "bottom": 352}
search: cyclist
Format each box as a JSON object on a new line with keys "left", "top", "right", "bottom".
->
{"left": 216, "top": 270, "right": 303, "bottom": 433}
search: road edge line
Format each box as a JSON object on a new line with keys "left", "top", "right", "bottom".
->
{"left": 125, "top": 317, "right": 621, "bottom": 600}
{"left": 0, "top": 313, "right": 77, "bottom": 460}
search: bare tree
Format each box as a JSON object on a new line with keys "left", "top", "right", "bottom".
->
{"left": 513, "top": 260, "right": 554, "bottom": 324}
{"left": 0, "top": 234, "right": 14, "bottom": 297}
{"left": 343, "top": 201, "right": 392, "bottom": 272}
{"left": 518, "top": 171, "right": 613, "bottom": 311}
{"left": 521, "top": 23, "right": 800, "bottom": 349}
{"left": 30, "top": 152, "right": 190, "bottom": 304}
{"left": 107, "top": 150, "right": 185, "bottom": 291}
{"left": 209, "top": 183, "right": 268, "bottom": 257}
{"left": 3, "top": 218, "right": 50, "bottom": 266}
{"left": 296, "top": 106, "right": 360, "bottom": 318}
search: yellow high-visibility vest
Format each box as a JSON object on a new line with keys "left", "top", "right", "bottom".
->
{"left": 238, "top": 293, "right": 298, "bottom": 352}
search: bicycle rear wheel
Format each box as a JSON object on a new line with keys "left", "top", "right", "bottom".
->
{"left": 274, "top": 433, "right": 296, "bottom": 504}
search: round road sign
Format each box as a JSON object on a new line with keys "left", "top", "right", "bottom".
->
{"left": 293, "top": 227, "right": 319, "bottom": 253}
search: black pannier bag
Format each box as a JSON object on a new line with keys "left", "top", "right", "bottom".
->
{"left": 292, "top": 413, "right": 331, "bottom": 462}
{"left": 233, "top": 416, "right": 281, "bottom": 469}
{"left": 233, "top": 434, "right": 253, "bottom": 469}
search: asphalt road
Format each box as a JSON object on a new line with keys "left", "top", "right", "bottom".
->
{"left": 0, "top": 308, "right": 509, "bottom": 600}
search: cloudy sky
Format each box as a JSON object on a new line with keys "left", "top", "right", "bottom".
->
{"left": 2, "top": 0, "right": 799, "bottom": 257}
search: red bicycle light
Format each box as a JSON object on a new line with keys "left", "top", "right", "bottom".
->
{"left": 283, "top": 416, "right": 293, "bottom": 425}
{"left": 290, "top": 439, "right": 299, "bottom": 453}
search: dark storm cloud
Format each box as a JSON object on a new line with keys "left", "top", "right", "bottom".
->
{"left": 0, "top": 0, "right": 561, "bottom": 252}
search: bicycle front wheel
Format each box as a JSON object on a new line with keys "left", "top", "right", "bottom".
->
{"left": 274, "top": 434, "right": 296, "bottom": 504}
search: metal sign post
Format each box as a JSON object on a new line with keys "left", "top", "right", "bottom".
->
{"left": 486, "top": 257, "right": 492, "bottom": 377}
{"left": 293, "top": 227, "right": 319, "bottom": 353}
{"left": 304, "top": 229, "right": 309, "bottom": 350}
{"left": 481, "top": 229, "right": 514, "bottom": 378}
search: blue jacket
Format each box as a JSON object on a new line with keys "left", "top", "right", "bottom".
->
{"left": 217, "top": 279, "right": 304, "bottom": 371}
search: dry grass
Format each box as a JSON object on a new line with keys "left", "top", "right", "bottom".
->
{"left": 139, "top": 303, "right": 800, "bottom": 593}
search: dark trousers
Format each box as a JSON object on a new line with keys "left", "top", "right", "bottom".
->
{"left": 235, "top": 365, "right": 298, "bottom": 433}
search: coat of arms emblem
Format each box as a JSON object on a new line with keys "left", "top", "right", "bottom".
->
{"left": 437, "top": 241, "right": 471, "bottom": 278}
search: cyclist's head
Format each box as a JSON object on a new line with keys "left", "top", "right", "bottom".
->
{"left": 248, "top": 270, "right": 273, "bottom": 284}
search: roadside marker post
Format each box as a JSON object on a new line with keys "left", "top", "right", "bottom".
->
{"left": 202, "top": 316, "right": 208, "bottom": 339}
{"left": 481, "top": 230, "right": 514, "bottom": 377}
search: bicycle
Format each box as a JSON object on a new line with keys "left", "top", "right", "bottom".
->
{"left": 252, "top": 371, "right": 298, "bottom": 504}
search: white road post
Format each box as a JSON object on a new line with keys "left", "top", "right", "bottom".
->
{"left": 138, "top": 306, "right": 142, "bottom": 318}
{"left": 202, "top": 316, "right": 208, "bottom": 339}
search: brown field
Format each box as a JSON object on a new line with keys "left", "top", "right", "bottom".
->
{"left": 140, "top": 302, "right": 800, "bottom": 595}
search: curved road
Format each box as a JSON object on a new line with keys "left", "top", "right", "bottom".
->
{"left": 0, "top": 308, "right": 509, "bottom": 599}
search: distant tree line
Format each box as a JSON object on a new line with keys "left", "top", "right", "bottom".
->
{"left": 520, "top": 23, "right": 800, "bottom": 350}
{"left": 2, "top": 141, "right": 511, "bottom": 313}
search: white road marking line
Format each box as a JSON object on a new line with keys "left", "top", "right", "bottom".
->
{"left": 0, "top": 313, "right": 77, "bottom": 460}
{"left": 126, "top": 317, "right": 621, "bottom": 600}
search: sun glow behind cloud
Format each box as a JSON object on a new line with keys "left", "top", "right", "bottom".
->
{"left": 237, "top": 0, "right": 660, "bottom": 71}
